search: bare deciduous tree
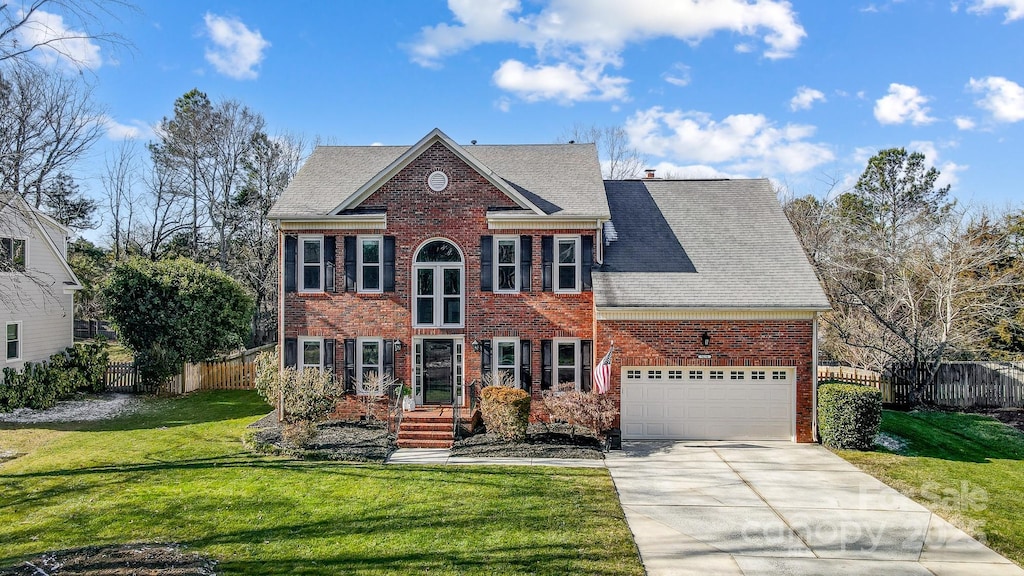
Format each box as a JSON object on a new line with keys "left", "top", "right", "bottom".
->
{"left": 0, "top": 0, "right": 133, "bottom": 69}
{"left": 558, "top": 123, "right": 645, "bottom": 180}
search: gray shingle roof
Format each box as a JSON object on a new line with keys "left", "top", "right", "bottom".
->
{"left": 594, "top": 179, "right": 830, "bottom": 310}
{"left": 268, "top": 140, "right": 609, "bottom": 219}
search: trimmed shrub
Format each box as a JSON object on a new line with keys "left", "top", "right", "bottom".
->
{"left": 480, "top": 386, "right": 531, "bottom": 442}
{"left": 542, "top": 390, "right": 619, "bottom": 440}
{"left": 69, "top": 339, "right": 110, "bottom": 393}
{"left": 253, "top": 347, "right": 342, "bottom": 425}
{"left": 0, "top": 341, "right": 111, "bottom": 412}
{"left": 818, "top": 383, "right": 882, "bottom": 450}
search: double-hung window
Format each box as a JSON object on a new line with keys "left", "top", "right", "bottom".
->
{"left": 0, "top": 237, "right": 26, "bottom": 273}
{"left": 494, "top": 237, "right": 519, "bottom": 292}
{"left": 5, "top": 322, "right": 21, "bottom": 362}
{"left": 493, "top": 338, "right": 519, "bottom": 386}
{"left": 357, "top": 338, "right": 383, "bottom": 394}
{"left": 300, "top": 236, "right": 324, "bottom": 292}
{"left": 298, "top": 337, "right": 322, "bottom": 372}
{"left": 555, "top": 339, "right": 580, "bottom": 391}
{"left": 555, "top": 236, "right": 580, "bottom": 293}
{"left": 413, "top": 240, "right": 463, "bottom": 328}
{"left": 358, "top": 236, "right": 383, "bottom": 293}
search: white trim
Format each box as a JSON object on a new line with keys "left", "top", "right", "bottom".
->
{"left": 1, "top": 193, "right": 81, "bottom": 289}
{"left": 331, "top": 128, "right": 545, "bottom": 215}
{"left": 553, "top": 338, "right": 581, "bottom": 392}
{"left": 411, "top": 238, "right": 465, "bottom": 328}
{"left": 297, "top": 336, "right": 323, "bottom": 373}
{"left": 277, "top": 214, "right": 387, "bottom": 231}
{"left": 492, "top": 337, "right": 520, "bottom": 386}
{"left": 298, "top": 235, "right": 325, "bottom": 293}
{"left": 410, "top": 336, "right": 466, "bottom": 406}
{"left": 554, "top": 236, "right": 581, "bottom": 294}
{"left": 356, "top": 337, "right": 384, "bottom": 395}
{"left": 356, "top": 235, "right": 384, "bottom": 294}
{"left": 493, "top": 236, "right": 520, "bottom": 293}
{"left": 595, "top": 307, "right": 824, "bottom": 321}
{"left": 487, "top": 214, "right": 603, "bottom": 230}
{"left": 5, "top": 321, "right": 22, "bottom": 363}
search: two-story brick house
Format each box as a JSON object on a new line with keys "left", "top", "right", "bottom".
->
{"left": 269, "top": 128, "right": 829, "bottom": 445}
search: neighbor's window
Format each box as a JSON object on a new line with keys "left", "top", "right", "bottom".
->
{"left": 5, "top": 322, "right": 21, "bottom": 362}
{"left": 555, "top": 339, "right": 580, "bottom": 391}
{"left": 494, "top": 338, "right": 518, "bottom": 386}
{"left": 358, "top": 236, "right": 382, "bottom": 293}
{"left": 555, "top": 236, "right": 580, "bottom": 292}
{"left": 300, "top": 236, "right": 324, "bottom": 292}
{"left": 494, "top": 237, "right": 519, "bottom": 292}
{"left": 357, "top": 338, "right": 383, "bottom": 394}
{"left": 298, "top": 337, "right": 322, "bottom": 372}
{"left": 0, "top": 237, "right": 26, "bottom": 273}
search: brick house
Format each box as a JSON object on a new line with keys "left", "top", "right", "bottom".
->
{"left": 268, "top": 129, "right": 829, "bottom": 444}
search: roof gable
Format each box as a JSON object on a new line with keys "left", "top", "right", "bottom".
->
{"left": 330, "top": 128, "right": 545, "bottom": 216}
{"left": 0, "top": 193, "right": 81, "bottom": 289}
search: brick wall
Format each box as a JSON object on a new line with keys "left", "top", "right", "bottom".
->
{"left": 595, "top": 319, "right": 815, "bottom": 442}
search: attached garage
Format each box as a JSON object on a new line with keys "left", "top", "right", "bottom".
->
{"left": 620, "top": 366, "right": 795, "bottom": 441}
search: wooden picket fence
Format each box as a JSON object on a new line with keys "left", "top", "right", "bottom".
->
{"left": 106, "top": 344, "right": 273, "bottom": 395}
{"left": 817, "top": 366, "right": 882, "bottom": 387}
{"left": 819, "top": 362, "right": 1024, "bottom": 408}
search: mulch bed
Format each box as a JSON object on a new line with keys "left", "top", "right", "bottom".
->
{"left": 452, "top": 422, "right": 605, "bottom": 459}
{"left": 0, "top": 544, "right": 216, "bottom": 576}
{"left": 975, "top": 407, "right": 1024, "bottom": 435}
{"left": 244, "top": 412, "right": 395, "bottom": 462}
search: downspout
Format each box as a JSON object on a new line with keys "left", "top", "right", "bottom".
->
{"left": 277, "top": 222, "right": 285, "bottom": 423}
{"left": 812, "top": 312, "right": 819, "bottom": 442}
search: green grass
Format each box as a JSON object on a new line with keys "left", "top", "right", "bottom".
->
{"left": 74, "top": 337, "right": 133, "bottom": 363}
{"left": 0, "top": 391, "right": 642, "bottom": 575}
{"left": 838, "top": 410, "right": 1024, "bottom": 566}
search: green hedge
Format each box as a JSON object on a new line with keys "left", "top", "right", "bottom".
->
{"left": 818, "top": 383, "right": 882, "bottom": 450}
{"left": 0, "top": 340, "right": 110, "bottom": 412}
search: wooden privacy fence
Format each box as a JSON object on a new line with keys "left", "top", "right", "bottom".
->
{"left": 164, "top": 344, "right": 273, "bottom": 395}
{"left": 818, "top": 362, "right": 1024, "bottom": 408}
{"left": 105, "top": 361, "right": 151, "bottom": 393}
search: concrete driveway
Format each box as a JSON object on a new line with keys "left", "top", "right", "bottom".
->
{"left": 606, "top": 441, "right": 1024, "bottom": 576}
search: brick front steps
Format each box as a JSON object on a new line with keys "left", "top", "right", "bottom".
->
{"left": 397, "top": 408, "right": 455, "bottom": 448}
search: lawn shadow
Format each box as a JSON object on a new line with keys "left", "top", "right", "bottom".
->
{"left": 879, "top": 410, "right": 1024, "bottom": 463}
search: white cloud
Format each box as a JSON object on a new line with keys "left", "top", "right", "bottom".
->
{"left": 790, "top": 86, "right": 826, "bottom": 111}
{"left": 102, "top": 116, "right": 154, "bottom": 140}
{"left": 954, "top": 116, "right": 976, "bottom": 130}
{"left": 662, "top": 63, "right": 691, "bottom": 87}
{"left": 410, "top": 0, "right": 805, "bottom": 102}
{"left": 874, "top": 83, "right": 936, "bottom": 125}
{"left": 203, "top": 13, "right": 270, "bottom": 80}
{"left": 492, "top": 59, "right": 628, "bottom": 103}
{"left": 964, "top": 0, "right": 1024, "bottom": 21}
{"left": 495, "top": 96, "right": 512, "bottom": 112}
{"left": 645, "top": 161, "right": 743, "bottom": 179}
{"left": 967, "top": 76, "right": 1024, "bottom": 123}
{"left": 15, "top": 9, "right": 102, "bottom": 69}
{"left": 625, "top": 106, "right": 835, "bottom": 175}
{"left": 910, "top": 140, "right": 967, "bottom": 189}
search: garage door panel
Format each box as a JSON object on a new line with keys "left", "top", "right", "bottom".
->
{"left": 621, "top": 366, "right": 794, "bottom": 441}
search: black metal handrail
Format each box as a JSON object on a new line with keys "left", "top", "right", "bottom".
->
{"left": 386, "top": 382, "right": 403, "bottom": 435}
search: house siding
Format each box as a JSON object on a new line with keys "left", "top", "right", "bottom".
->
{"left": 282, "top": 142, "right": 596, "bottom": 419}
{"left": 0, "top": 202, "right": 75, "bottom": 373}
{"left": 595, "top": 319, "right": 815, "bottom": 442}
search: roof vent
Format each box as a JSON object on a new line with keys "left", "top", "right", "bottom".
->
{"left": 427, "top": 170, "right": 449, "bottom": 192}
{"left": 644, "top": 169, "right": 656, "bottom": 179}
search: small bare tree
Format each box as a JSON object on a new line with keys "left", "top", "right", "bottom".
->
{"left": 359, "top": 370, "right": 398, "bottom": 422}
{"left": 558, "top": 123, "right": 645, "bottom": 180}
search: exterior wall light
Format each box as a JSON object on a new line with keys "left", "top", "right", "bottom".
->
{"left": 701, "top": 332, "right": 711, "bottom": 347}
{"left": 471, "top": 340, "right": 481, "bottom": 352}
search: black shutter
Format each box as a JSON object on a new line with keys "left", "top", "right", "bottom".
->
{"left": 520, "top": 340, "right": 532, "bottom": 392}
{"left": 383, "top": 339, "right": 395, "bottom": 378}
{"left": 324, "top": 339, "right": 336, "bottom": 374}
{"left": 324, "top": 237, "right": 336, "bottom": 293}
{"left": 344, "top": 338, "right": 356, "bottom": 393}
{"left": 284, "top": 337, "right": 297, "bottom": 369}
{"left": 344, "top": 236, "right": 356, "bottom": 291}
{"left": 284, "top": 236, "right": 297, "bottom": 293}
{"left": 520, "top": 236, "right": 532, "bottom": 292}
{"left": 541, "top": 236, "right": 553, "bottom": 292}
{"left": 480, "top": 339, "right": 492, "bottom": 376}
{"left": 581, "top": 235, "right": 593, "bottom": 291}
{"left": 581, "top": 340, "right": 593, "bottom": 393}
{"left": 383, "top": 236, "right": 396, "bottom": 292}
{"left": 541, "top": 339, "right": 552, "bottom": 391}
{"left": 480, "top": 236, "right": 493, "bottom": 292}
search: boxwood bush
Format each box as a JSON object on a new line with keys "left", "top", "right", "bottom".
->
{"left": 818, "top": 382, "right": 882, "bottom": 450}
{"left": 480, "top": 386, "right": 531, "bottom": 442}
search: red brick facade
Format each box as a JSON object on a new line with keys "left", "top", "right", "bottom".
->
{"left": 280, "top": 140, "right": 817, "bottom": 442}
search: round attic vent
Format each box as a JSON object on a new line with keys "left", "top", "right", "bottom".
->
{"left": 427, "top": 170, "right": 449, "bottom": 192}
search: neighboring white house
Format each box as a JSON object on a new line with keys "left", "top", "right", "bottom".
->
{"left": 0, "top": 193, "right": 82, "bottom": 373}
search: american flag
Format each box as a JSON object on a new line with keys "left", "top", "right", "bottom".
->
{"left": 593, "top": 346, "right": 613, "bottom": 394}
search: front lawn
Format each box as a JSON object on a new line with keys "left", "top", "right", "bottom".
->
{"left": 0, "top": 391, "right": 642, "bottom": 575}
{"left": 837, "top": 410, "right": 1024, "bottom": 566}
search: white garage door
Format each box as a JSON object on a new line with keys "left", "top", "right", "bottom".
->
{"left": 620, "top": 367, "right": 794, "bottom": 440}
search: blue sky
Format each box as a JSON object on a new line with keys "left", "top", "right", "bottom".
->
{"left": 33, "top": 0, "right": 1024, "bottom": 217}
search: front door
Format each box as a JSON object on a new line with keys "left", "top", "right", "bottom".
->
{"left": 422, "top": 339, "right": 454, "bottom": 405}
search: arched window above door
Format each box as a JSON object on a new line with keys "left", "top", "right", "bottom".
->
{"left": 413, "top": 239, "right": 464, "bottom": 327}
